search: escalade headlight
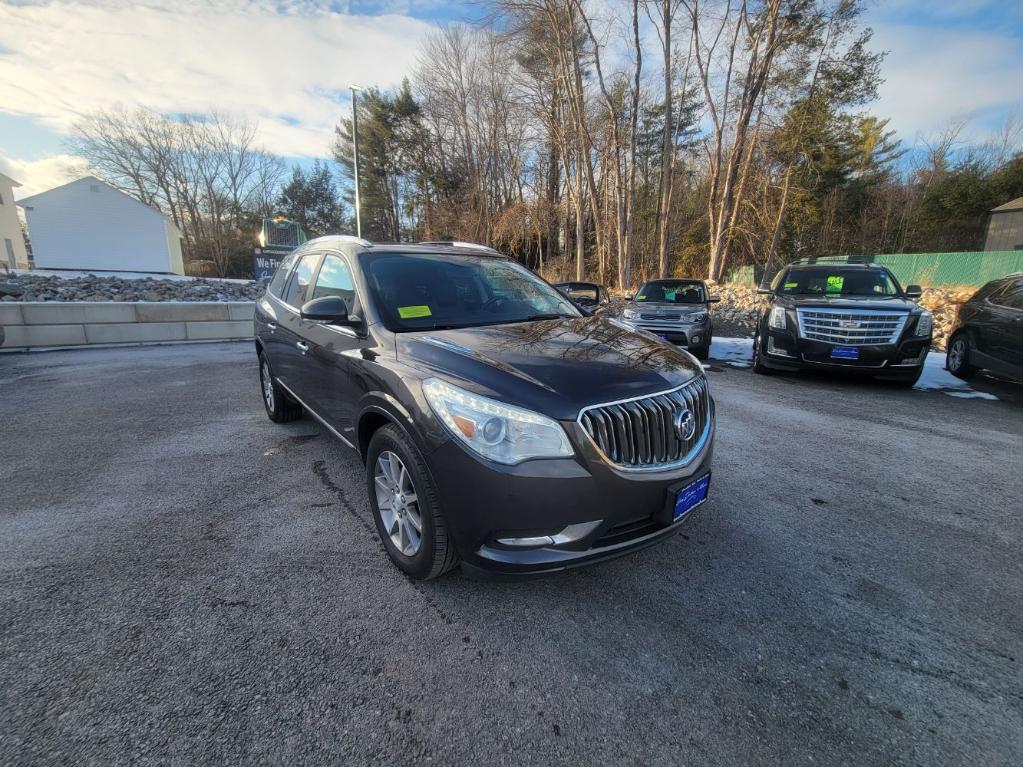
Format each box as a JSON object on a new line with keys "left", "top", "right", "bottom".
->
{"left": 769, "top": 306, "right": 787, "bottom": 330}
{"left": 423, "top": 378, "right": 574, "bottom": 465}
{"left": 915, "top": 311, "right": 933, "bottom": 337}
{"left": 622, "top": 308, "right": 640, "bottom": 320}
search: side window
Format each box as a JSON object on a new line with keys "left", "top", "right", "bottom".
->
{"left": 1001, "top": 280, "right": 1023, "bottom": 310}
{"left": 311, "top": 255, "right": 356, "bottom": 312}
{"left": 267, "top": 253, "right": 298, "bottom": 298}
{"left": 281, "top": 254, "right": 319, "bottom": 308}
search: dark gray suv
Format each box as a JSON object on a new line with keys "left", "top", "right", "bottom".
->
{"left": 254, "top": 237, "right": 715, "bottom": 579}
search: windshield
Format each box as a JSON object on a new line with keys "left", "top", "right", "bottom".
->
{"left": 778, "top": 267, "right": 900, "bottom": 297}
{"left": 635, "top": 280, "right": 706, "bottom": 304}
{"left": 362, "top": 252, "right": 582, "bottom": 331}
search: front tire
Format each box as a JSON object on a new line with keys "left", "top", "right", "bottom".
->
{"left": 751, "top": 333, "right": 772, "bottom": 375}
{"left": 690, "top": 343, "right": 710, "bottom": 361}
{"left": 366, "top": 424, "right": 459, "bottom": 580}
{"left": 946, "top": 332, "right": 978, "bottom": 380}
{"left": 259, "top": 352, "right": 303, "bottom": 423}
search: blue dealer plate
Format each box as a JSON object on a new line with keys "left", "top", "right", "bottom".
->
{"left": 674, "top": 474, "right": 711, "bottom": 522}
{"left": 830, "top": 346, "right": 859, "bottom": 360}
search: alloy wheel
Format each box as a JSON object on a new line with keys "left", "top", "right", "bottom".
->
{"left": 374, "top": 451, "right": 423, "bottom": 556}
{"left": 949, "top": 338, "right": 966, "bottom": 371}
{"left": 261, "top": 359, "right": 275, "bottom": 410}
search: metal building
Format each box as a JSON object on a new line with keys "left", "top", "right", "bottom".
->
{"left": 984, "top": 196, "right": 1023, "bottom": 251}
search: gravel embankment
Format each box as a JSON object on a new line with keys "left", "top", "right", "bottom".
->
{"left": 0, "top": 274, "right": 263, "bottom": 303}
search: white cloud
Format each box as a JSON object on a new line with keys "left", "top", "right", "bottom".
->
{"left": 869, "top": 21, "right": 1023, "bottom": 144}
{"left": 0, "top": 0, "right": 437, "bottom": 161}
{"left": 0, "top": 153, "right": 89, "bottom": 199}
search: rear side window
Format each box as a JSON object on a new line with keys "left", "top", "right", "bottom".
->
{"left": 1000, "top": 280, "right": 1023, "bottom": 310}
{"left": 311, "top": 255, "right": 356, "bottom": 313}
{"left": 281, "top": 254, "right": 319, "bottom": 308}
{"left": 268, "top": 253, "right": 297, "bottom": 298}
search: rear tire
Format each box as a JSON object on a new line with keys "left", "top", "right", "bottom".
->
{"left": 366, "top": 424, "right": 459, "bottom": 580}
{"left": 690, "top": 343, "right": 710, "bottom": 361}
{"left": 259, "top": 352, "right": 303, "bottom": 423}
{"left": 946, "top": 332, "right": 978, "bottom": 380}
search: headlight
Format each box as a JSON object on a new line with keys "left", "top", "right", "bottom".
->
{"left": 915, "top": 311, "right": 933, "bottom": 337}
{"left": 684, "top": 311, "right": 708, "bottom": 322}
{"left": 622, "top": 308, "right": 640, "bottom": 320}
{"left": 769, "top": 306, "right": 787, "bottom": 330}
{"left": 422, "top": 378, "right": 574, "bottom": 465}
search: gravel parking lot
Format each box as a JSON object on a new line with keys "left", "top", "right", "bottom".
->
{"left": 2, "top": 342, "right": 1021, "bottom": 765}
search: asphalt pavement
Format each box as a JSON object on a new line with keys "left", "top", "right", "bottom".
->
{"left": 1, "top": 342, "right": 1021, "bottom": 765}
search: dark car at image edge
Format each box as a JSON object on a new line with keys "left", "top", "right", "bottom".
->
{"left": 752, "top": 257, "right": 933, "bottom": 385}
{"left": 254, "top": 236, "right": 715, "bottom": 579}
{"left": 946, "top": 272, "right": 1023, "bottom": 382}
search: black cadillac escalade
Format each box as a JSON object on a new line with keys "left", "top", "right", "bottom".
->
{"left": 752, "top": 258, "right": 933, "bottom": 384}
{"left": 255, "top": 237, "right": 715, "bottom": 579}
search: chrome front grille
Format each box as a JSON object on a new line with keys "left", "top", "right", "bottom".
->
{"left": 640, "top": 312, "right": 681, "bottom": 321}
{"left": 796, "top": 308, "right": 908, "bottom": 346}
{"left": 578, "top": 377, "right": 710, "bottom": 470}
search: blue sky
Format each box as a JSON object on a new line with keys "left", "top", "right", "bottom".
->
{"left": 1, "top": 0, "right": 1021, "bottom": 197}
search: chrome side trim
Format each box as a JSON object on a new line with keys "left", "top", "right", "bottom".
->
{"left": 274, "top": 378, "right": 357, "bottom": 450}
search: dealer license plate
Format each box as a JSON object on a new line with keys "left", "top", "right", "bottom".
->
{"left": 674, "top": 474, "right": 711, "bottom": 522}
{"left": 830, "top": 346, "right": 859, "bottom": 360}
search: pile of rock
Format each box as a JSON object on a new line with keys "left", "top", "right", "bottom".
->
{"left": 918, "top": 286, "right": 973, "bottom": 351}
{"left": 0, "top": 273, "right": 264, "bottom": 303}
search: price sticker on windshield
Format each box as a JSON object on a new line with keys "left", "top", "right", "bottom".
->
{"left": 398, "top": 305, "right": 432, "bottom": 319}
{"left": 826, "top": 275, "right": 844, "bottom": 293}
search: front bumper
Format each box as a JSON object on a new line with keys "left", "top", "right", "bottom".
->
{"left": 624, "top": 319, "right": 710, "bottom": 347}
{"left": 426, "top": 407, "right": 715, "bottom": 576}
{"left": 759, "top": 328, "right": 930, "bottom": 376}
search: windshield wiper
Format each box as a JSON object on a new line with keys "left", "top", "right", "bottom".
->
{"left": 523, "top": 313, "right": 573, "bottom": 321}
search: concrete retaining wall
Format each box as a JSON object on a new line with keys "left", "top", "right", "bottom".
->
{"left": 0, "top": 302, "right": 255, "bottom": 352}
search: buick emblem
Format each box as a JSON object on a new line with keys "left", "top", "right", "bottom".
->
{"left": 673, "top": 407, "right": 696, "bottom": 441}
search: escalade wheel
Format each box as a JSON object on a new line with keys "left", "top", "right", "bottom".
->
{"left": 751, "top": 334, "right": 772, "bottom": 375}
{"left": 258, "top": 353, "right": 303, "bottom": 423}
{"left": 946, "top": 333, "right": 978, "bottom": 380}
{"left": 366, "top": 424, "right": 459, "bottom": 580}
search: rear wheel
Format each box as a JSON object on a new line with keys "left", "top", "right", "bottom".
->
{"left": 259, "top": 352, "right": 303, "bottom": 423}
{"left": 366, "top": 424, "right": 459, "bottom": 580}
{"left": 946, "top": 332, "right": 978, "bottom": 380}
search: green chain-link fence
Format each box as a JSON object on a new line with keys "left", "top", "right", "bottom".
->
{"left": 725, "top": 251, "right": 1023, "bottom": 288}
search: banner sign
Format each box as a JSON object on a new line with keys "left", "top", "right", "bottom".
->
{"left": 253, "top": 249, "right": 285, "bottom": 281}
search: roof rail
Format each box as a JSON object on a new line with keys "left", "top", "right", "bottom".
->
{"left": 334, "top": 235, "right": 373, "bottom": 247}
{"left": 418, "top": 240, "right": 501, "bottom": 255}
{"left": 788, "top": 255, "right": 877, "bottom": 266}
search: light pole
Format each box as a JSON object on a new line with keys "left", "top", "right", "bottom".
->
{"left": 349, "top": 84, "right": 362, "bottom": 238}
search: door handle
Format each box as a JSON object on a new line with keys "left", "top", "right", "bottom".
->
{"left": 266, "top": 322, "right": 277, "bottom": 332}
{"left": 295, "top": 341, "right": 309, "bottom": 353}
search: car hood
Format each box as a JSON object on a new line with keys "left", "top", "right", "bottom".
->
{"left": 396, "top": 315, "right": 703, "bottom": 420}
{"left": 779, "top": 294, "right": 919, "bottom": 311}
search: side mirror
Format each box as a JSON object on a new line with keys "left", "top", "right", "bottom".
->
{"left": 707, "top": 295, "right": 721, "bottom": 303}
{"left": 624, "top": 294, "right": 634, "bottom": 301}
{"left": 300, "top": 295, "right": 354, "bottom": 324}
{"left": 905, "top": 284, "right": 922, "bottom": 299}
{"left": 757, "top": 287, "right": 774, "bottom": 296}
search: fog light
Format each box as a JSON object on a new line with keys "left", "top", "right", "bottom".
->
{"left": 691, "top": 335, "right": 702, "bottom": 345}
{"left": 767, "top": 337, "right": 794, "bottom": 357}
{"left": 495, "top": 535, "right": 555, "bottom": 548}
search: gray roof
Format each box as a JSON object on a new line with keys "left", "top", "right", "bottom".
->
{"left": 991, "top": 196, "right": 1023, "bottom": 213}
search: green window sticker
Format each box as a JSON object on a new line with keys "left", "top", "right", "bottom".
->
{"left": 636, "top": 295, "right": 646, "bottom": 301}
{"left": 398, "top": 305, "right": 432, "bottom": 319}
{"left": 826, "top": 275, "right": 844, "bottom": 293}
{"left": 784, "top": 281, "right": 798, "bottom": 289}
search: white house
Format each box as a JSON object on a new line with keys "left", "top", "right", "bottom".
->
{"left": 0, "top": 172, "right": 30, "bottom": 269}
{"left": 17, "top": 177, "right": 184, "bottom": 275}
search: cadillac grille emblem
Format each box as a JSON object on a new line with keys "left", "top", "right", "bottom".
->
{"left": 840, "top": 319, "right": 861, "bottom": 329}
{"left": 673, "top": 407, "right": 696, "bottom": 442}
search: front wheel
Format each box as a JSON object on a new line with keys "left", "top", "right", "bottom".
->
{"left": 690, "top": 343, "right": 710, "bottom": 361}
{"left": 366, "top": 424, "right": 460, "bottom": 580}
{"left": 946, "top": 333, "right": 978, "bottom": 380}
{"left": 751, "top": 334, "right": 772, "bottom": 375}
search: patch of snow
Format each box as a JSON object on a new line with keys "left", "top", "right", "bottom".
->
{"left": 709, "top": 336, "right": 753, "bottom": 368}
{"left": 914, "top": 352, "right": 998, "bottom": 399}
